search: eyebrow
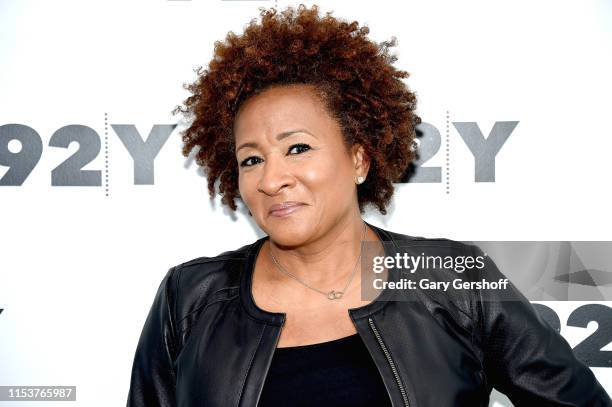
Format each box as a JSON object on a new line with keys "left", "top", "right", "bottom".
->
{"left": 235, "top": 129, "right": 315, "bottom": 154}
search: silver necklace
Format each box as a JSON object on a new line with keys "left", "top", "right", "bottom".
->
{"left": 268, "top": 221, "right": 367, "bottom": 300}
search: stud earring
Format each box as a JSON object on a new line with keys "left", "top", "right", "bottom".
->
{"left": 356, "top": 176, "right": 365, "bottom": 184}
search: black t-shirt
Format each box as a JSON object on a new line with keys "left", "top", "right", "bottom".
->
{"left": 258, "top": 333, "right": 393, "bottom": 406}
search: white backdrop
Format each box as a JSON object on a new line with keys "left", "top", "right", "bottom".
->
{"left": 1, "top": 0, "right": 611, "bottom": 406}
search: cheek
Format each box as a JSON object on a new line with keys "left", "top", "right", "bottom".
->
{"left": 301, "top": 158, "right": 353, "bottom": 199}
{"left": 238, "top": 172, "right": 256, "bottom": 206}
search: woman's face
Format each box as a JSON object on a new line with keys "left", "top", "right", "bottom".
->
{"left": 234, "top": 84, "right": 368, "bottom": 246}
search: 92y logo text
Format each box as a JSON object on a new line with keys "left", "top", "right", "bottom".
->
{"left": 0, "top": 124, "right": 175, "bottom": 186}
{"left": 0, "top": 121, "right": 518, "bottom": 186}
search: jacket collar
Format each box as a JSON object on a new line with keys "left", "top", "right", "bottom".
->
{"left": 239, "top": 221, "right": 401, "bottom": 325}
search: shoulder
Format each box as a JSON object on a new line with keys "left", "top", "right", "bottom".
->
{"left": 171, "top": 240, "right": 255, "bottom": 288}
{"left": 381, "top": 226, "right": 488, "bottom": 335}
{"left": 162, "top": 239, "right": 260, "bottom": 330}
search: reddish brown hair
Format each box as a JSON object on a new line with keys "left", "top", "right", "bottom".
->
{"left": 172, "top": 4, "right": 421, "bottom": 215}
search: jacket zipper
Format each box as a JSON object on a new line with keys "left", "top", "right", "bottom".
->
{"left": 368, "top": 317, "right": 410, "bottom": 407}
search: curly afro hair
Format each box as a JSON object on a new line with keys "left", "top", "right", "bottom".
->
{"left": 172, "top": 4, "right": 421, "bottom": 215}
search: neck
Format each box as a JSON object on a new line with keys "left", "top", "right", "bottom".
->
{"left": 264, "top": 212, "right": 378, "bottom": 290}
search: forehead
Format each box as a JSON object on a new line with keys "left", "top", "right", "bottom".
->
{"left": 233, "top": 84, "right": 334, "bottom": 136}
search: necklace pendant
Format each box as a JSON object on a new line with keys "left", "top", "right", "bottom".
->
{"left": 328, "top": 290, "right": 343, "bottom": 300}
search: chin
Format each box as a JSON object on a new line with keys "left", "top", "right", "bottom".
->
{"left": 263, "top": 217, "right": 315, "bottom": 248}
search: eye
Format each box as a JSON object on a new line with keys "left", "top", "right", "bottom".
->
{"left": 288, "top": 143, "right": 311, "bottom": 155}
{"left": 239, "top": 156, "right": 263, "bottom": 167}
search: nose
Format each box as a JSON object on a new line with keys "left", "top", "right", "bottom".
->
{"left": 257, "top": 153, "right": 295, "bottom": 196}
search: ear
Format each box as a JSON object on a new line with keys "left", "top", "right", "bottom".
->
{"left": 351, "top": 143, "right": 370, "bottom": 179}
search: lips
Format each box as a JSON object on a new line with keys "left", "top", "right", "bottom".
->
{"left": 268, "top": 202, "right": 305, "bottom": 217}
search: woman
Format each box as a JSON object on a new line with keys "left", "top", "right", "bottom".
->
{"left": 127, "top": 5, "right": 610, "bottom": 406}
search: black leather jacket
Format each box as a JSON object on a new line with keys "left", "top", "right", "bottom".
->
{"left": 127, "top": 222, "right": 611, "bottom": 406}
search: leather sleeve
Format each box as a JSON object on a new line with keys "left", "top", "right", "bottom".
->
{"left": 127, "top": 266, "right": 179, "bottom": 407}
{"left": 471, "top": 245, "right": 612, "bottom": 406}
